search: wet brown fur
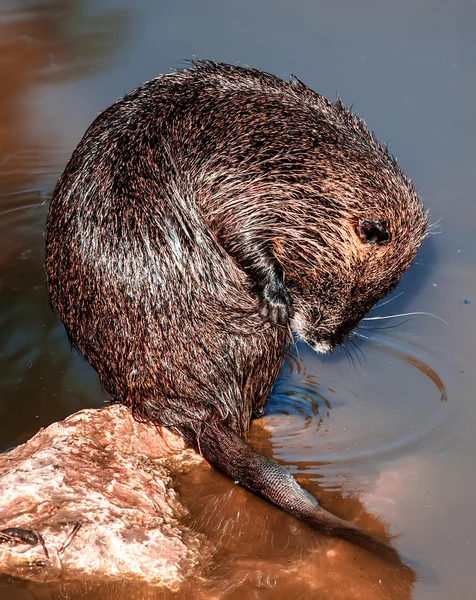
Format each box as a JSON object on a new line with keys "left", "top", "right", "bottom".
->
{"left": 45, "top": 61, "right": 427, "bottom": 559}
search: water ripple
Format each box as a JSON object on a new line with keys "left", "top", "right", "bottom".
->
{"left": 262, "top": 333, "right": 450, "bottom": 467}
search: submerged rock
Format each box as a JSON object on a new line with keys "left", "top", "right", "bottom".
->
{"left": 0, "top": 405, "right": 210, "bottom": 589}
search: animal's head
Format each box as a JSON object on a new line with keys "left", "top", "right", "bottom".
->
{"left": 271, "top": 101, "right": 428, "bottom": 352}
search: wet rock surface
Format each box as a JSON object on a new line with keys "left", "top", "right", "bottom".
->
{"left": 0, "top": 405, "right": 210, "bottom": 589}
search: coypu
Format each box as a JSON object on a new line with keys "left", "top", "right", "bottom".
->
{"left": 45, "top": 60, "right": 427, "bottom": 561}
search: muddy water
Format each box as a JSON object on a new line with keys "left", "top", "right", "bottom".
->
{"left": 0, "top": 1, "right": 475, "bottom": 598}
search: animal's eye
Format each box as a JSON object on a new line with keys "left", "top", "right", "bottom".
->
{"left": 357, "top": 219, "right": 391, "bottom": 245}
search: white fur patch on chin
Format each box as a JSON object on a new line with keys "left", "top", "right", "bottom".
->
{"left": 291, "top": 314, "right": 331, "bottom": 354}
{"left": 311, "top": 341, "right": 332, "bottom": 354}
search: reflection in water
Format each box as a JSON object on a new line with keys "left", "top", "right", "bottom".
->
{"left": 0, "top": 0, "right": 132, "bottom": 448}
{"left": 399, "top": 354, "right": 447, "bottom": 402}
{"left": 0, "top": 0, "right": 131, "bottom": 192}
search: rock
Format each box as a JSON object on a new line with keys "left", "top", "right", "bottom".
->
{"left": 0, "top": 405, "right": 210, "bottom": 590}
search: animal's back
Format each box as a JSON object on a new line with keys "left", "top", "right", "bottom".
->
{"left": 45, "top": 61, "right": 354, "bottom": 436}
{"left": 45, "top": 66, "right": 290, "bottom": 436}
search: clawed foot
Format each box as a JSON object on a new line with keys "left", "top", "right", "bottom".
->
{"left": 258, "top": 279, "right": 294, "bottom": 326}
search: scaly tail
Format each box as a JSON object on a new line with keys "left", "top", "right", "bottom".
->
{"left": 185, "top": 421, "right": 401, "bottom": 563}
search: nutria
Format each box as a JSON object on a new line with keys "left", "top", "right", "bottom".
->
{"left": 45, "top": 60, "right": 427, "bottom": 561}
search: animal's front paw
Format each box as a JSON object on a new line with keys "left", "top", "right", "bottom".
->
{"left": 258, "top": 279, "right": 294, "bottom": 326}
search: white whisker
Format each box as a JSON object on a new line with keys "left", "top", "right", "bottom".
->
{"left": 374, "top": 291, "right": 404, "bottom": 309}
{"left": 362, "top": 311, "right": 447, "bottom": 324}
{"left": 0, "top": 202, "right": 47, "bottom": 216}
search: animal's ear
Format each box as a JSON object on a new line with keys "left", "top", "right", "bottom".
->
{"left": 357, "top": 219, "right": 391, "bottom": 246}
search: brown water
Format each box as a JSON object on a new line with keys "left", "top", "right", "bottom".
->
{"left": 1, "top": 1, "right": 475, "bottom": 598}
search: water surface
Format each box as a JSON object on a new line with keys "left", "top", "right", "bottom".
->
{"left": 1, "top": 1, "right": 475, "bottom": 598}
